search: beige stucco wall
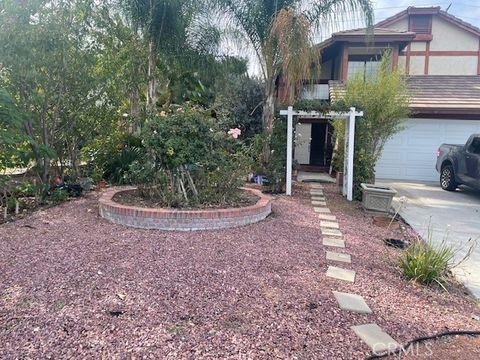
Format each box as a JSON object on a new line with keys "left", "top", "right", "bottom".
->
{"left": 429, "top": 56, "right": 478, "bottom": 75}
{"left": 398, "top": 55, "right": 407, "bottom": 72}
{"left": 409, "top": 56, "right": 425, "bottom": 75}
{"left": 430, "top": 17, "right": 478, "bottom": 51}
{"left": 390, "top": 14, "right": 479, "bottom": 75}
{"left": 410, "top": 42, "right": 426, "bottom": 51}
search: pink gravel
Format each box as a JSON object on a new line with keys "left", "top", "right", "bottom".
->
{"left": 0, "top": 184, "right": 479, "bottom": 359}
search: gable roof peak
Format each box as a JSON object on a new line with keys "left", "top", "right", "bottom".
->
{"left": 375, "top": 6, "right": 480, "bottom": 36}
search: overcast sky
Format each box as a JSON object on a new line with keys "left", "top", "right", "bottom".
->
{"left": 241, "top": 1, "right": 480, "bottom": 75}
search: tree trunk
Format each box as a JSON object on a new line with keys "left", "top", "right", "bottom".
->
{"left": 129, "top": 87, "right": 140, "bottom": 133}
{"left": 262, "top": 78, "right": 276, "bottom": 166}
{"left": 146, "top": 39, "right": 157, "bottom": 114}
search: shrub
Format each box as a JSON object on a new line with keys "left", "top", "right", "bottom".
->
{"left": 332, "top": 51, "right": 410, "bottom": 199}
{"left": 399, "top": 238, "right": 455, "bottom": 289}
{"left": 82, "top": 132, "right": 142, "bottom": 184}
{"left": 48, "top": 188, "right": 69, "bottom": 203}
{"left": 128, "top": 107, "right": 249, "bottom": 207}
{"left": 214, "top": 75, "right": 264, "bottom": 139}
{"left": 264, "top": 117, "right": 287, "bottom": 193}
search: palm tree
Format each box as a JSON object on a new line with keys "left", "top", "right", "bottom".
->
{"left": 213, "top": 0, "right": 374, "bottom": 162}
{"left": 121, "top": 0, "right": 193, "bottom": 113}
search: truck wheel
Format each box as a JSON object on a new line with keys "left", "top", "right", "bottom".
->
{"left": 440, "top": 165, "right": 457, "bottom": 191}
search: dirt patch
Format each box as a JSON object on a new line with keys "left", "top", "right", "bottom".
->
{"left": 0, "top": 185, "right": 479, "bottom": 358}
{"left": 113, "top": 188, "right": 259, "bottom": 210}
{"left": 385, "top": 334, "right": 480, "bottom": 359}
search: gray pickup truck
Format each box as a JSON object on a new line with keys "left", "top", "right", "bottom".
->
{"left": 436, "top": 134, "right": 480, "bottom": 191}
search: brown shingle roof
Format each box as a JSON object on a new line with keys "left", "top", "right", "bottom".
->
{"left": 316, "top": 27, "right": 415, "bottom": 50}
{"left": 329, "top": 76, "right": 480, "bottom": 116}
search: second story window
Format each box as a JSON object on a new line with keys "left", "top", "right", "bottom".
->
{"left": 347, "top": 55, "right": 380, "bottom": 81}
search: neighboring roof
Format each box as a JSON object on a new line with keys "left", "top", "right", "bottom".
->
{"left": 329, "top": 76, "right": 480, "bottom": 116}
{"left": 376, "top": 6, "right": 480, "bottom": 36}
{"left": 317, "top": 27, "right": 416, "bottom": 50}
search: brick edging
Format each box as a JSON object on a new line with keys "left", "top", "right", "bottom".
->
{"left": 98, "top": 186, "right": 272, "bottom": 231}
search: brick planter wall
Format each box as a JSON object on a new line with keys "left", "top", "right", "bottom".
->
{"left": 98, "top": 186, "right": 272, "bottom": 231}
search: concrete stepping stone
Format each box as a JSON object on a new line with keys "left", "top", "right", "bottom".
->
{"left": 333, "top": 291, "right": 372, "bottom": 314}
{"left": 310, "top": 190, "right": 324, "bottom": 195}
{"left": 326, "top": 251, "right": 351, "bottom": 263}
{"left": 323, "top": 238, "right": 345, "bottom": 248}
{"left": 315, "top": 207, "right": 331, "bottom": 214}
{"left": 351, "top": 323, "right": 400, "bottom": 354}
{"left": 326, "top": 266, "right": 356, "bottom": 282}
{"left": 321, "top": 228, "right": 342, "bottom": 236}
{"left": 312, "top": 201, "right": 327, "bottom": 207}
{"left": 320, "top": 221, "right": 339, "bottom": 229}
{"left": 318, "top": 214, "right": 336, "bottom": 221}
{"left": 310, "top": 184, "right": 323, "bottom": 189}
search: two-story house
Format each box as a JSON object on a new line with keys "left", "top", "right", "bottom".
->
{"left": 289, "top": 6, "right": 480, "bottom": 182}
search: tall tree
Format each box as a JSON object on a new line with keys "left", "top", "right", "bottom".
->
{"left": 121, "top": 0, "right": 195, "bottom": 113}
{"left": 213, "top": 0, "right": 374, "bottom": 163}
{"left": 0, "top": 0, "right": 120, "bottom": 183}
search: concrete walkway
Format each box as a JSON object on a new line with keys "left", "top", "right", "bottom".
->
{"left": 310, "top": 184, "right": 400, "bottom": 355}
{"left": 298, "top": 171, "right": 335, "bottom": 183}
{"left": 377, "top": 180, "right": 480, "bottom": 298}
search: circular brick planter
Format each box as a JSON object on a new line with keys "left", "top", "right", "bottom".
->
{"left": 98, "top": 186, "right": 272, "bottom": 231}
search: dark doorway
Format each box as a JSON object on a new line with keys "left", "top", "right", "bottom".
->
{"left": 310, "top": 123, "right": 327, "bottom": 166}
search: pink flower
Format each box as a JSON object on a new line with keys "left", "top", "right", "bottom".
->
{"left": 227, "top": 128, "right": 241, "bottom": 139}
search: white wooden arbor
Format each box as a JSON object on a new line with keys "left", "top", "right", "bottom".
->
{"left": 279, "top": 106, "right": 363, "bottom": 201}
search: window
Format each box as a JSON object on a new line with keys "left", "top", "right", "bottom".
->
{"left": 347, "top": 59, "right": 380, "bottom": 80}
{"left": 468, "top": 137, "right": 480, "bottom": 155}
{"left": 411, "top": 15, "right": 431, "bottom": 34}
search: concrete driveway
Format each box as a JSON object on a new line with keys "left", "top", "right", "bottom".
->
{"left": 377, "top": 180, "right": 480, "bottom": 298}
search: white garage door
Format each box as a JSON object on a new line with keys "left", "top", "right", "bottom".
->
{"left": 376, "top": 118, "right": 480, "bottom": 181}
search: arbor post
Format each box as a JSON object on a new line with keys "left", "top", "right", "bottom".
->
{"left": 346, "top": 107, "right": 356, "bottom": 201}
{"left": 286, "top": 106, "right": 293, "bottom": 196}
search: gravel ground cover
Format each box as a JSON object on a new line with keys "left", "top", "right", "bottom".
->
{"left": 1, "top": 183, "right": 479, "bottom": 359}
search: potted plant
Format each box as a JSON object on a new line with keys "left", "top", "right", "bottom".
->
{"left": 360, "top": 183, "right": 396, "bottom": 213}
{"left": 336, "top": 171, "right": 343, "bottom": 186}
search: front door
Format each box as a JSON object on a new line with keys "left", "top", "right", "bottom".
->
{"left": 309, "top": 123, "right": 327, "bottom": 166}
{"left": 294, "top": 123, "right": 311, "bottom": 165}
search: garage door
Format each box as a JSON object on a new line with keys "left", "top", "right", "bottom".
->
{"left": 376, "top": 118, "right": 480, "bottom": 181}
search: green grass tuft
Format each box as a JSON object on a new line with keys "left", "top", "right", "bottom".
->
{"left": 399, "top": 239, "right": 455, "bottom": 289}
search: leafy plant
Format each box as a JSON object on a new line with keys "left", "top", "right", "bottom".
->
{"left": 48, "top": 188, "right": 69, "bottom": 204}
{"left": 128, "top": 107, "right": 249, "bottom": 207}
{"left": 82, "top": 132, "right": 142, "bottom": 185}
{"left": 332, "top": 51, "right": 410, "bottom": 199}
{"left": 264, "top": 117, "right": 287, "bottom": 193}
{"left": 214, "top": 75, "right": 264, "bottom": 139}
{"left": 399, "top": 238, "right": 455, "bottom": 289}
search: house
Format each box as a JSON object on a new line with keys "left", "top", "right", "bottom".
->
{"left": 287, "top": 6, "right": 480, "bottom": 182}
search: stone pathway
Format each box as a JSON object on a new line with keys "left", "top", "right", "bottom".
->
{"left": 309, "top": 183, "right": 400, "bottom": 355}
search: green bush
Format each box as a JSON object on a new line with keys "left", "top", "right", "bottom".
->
{"left": 14, "top": 181, "right": 43, "bottom": 197}
{"left": 48, "top": 188, "right": 69, "bottom": 203}
{"left": 128, "top": 107, "right": 250, "bottom": 207}
{"left": 264, "top": 117, "right": 287, "bottom": 193}
{"left": 332, "top": 51, "right": 410, "bottom": 199}
{"left": 399, "top": 239, "right": 455, "bottom": 289}
{"left": 82, "top": 132, "right": 142, "bottom": 184}
{"left": 214, "top": 75, "right": 264, "bottom": 139}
